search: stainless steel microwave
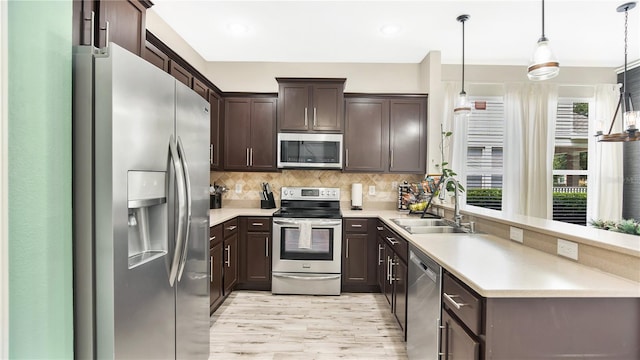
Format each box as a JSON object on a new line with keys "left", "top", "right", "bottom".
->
{"left": 277, "top": 133, "right": 343, "bottom": 169}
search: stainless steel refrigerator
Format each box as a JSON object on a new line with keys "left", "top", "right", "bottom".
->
{"left": 73, "top": 43, "right": 210, "bottom": 359}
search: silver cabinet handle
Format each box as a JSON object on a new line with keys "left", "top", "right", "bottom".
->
{"left": 390, "top": 149, "right": 394, "bottom": 169}
{"left": 88, "top": 11, "right": 95, "bottom": 48}
{"left": 249, "top": 148, "right": 253, "bottom": 166}
{"left": 252, "top": 222, "right": 263, "bottom": 226}
{"left": 304, "top": 107, "right": 308, "bottom": 127}
{"left": 386, "top": 236, "right": 399, "bottom": 245}
{"left": 265, "top": 237, "right": 269, "bottom": 258}
{"left": 313, "top": 107, "right": 317, "bottom": 127}
{"left": 100, "top": 20, "right": 110, "bottom": 47}
{"left": 210, "top": 256, "right": 213, "bottom": 283}
{"left": 246, "top": 148, "right": 249, "bottom": 167}
{"left": 209, "top": 236, "right": 215, "bottom": 241}
{"left": 351, "top": 224, "right": 362, "bottom": 228}
{"left": 210, "top": 144, "right": 213, "bottom": 165}
{"left": 225, "top": 225, "right": 237, "bottom": 231}
{"left": 377, "top": 226, "right": 384, "bottom": 231}
{"left": 443, "top": 292, "right": 467, "bottom": 310}
{"left": 378, "top": 244, "right": 384, "bottom": 265}
{"left": 225, "top": 245, "right": 231, "bottom": 267}
{"left": 346, "top": 238, "right": 349, "bottom": 258}
{"left": 345, "top": 148, "right": 349, "bottom": 167}
{"left": 387, "top": 257, "right": 392, "bottom": 283}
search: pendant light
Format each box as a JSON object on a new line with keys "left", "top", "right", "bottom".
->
{"left": 527, "top": 0, "right": 560, "bottom": 81}
{"left": 453, "top": 14, "right": 471, "bottom": 117}
{"left": 597, "top": 2, "right": 639, "bottom": 142}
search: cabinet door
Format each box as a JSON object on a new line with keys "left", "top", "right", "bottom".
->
{"left": 249, "top": 98, "right": 277, "bottom": 171}
{"left": 376, "top": 233, "right": 386, "bottom": 294}
{"left": 209, "top": 92, "right": 223, "bottom": 170}
{"left": 393, "top": 257, "right": 408, "bottom": 334}
{"left": 245, "top": 232, "right": 271, "bottom": 283}
{"left": 389, "top": 98, "right": 427, "bottom": 174}
{"left": 169, "top": 60, "right": 192, "bottom": 88}
{"left": 143, "top": 40, "right": 169, "bottom": 72}
{"left": 312, "top": 83, "right": 343, "bottom": 132}
{"left": 98, "top": 0, "right": 148, "bottom": 56}
{"left": 383, "top": 247, "right": 393, "bottom": 306}
{"left": 343, "top": 233, "right": 368, "bottom": 284}
{"left": 210, "top": 241, "right": 223, "bottom": 312}
{"left": 344, "top": 98, "right": 389, "bottom": 172}
{"left": 278, "top": 83, "right": 310, "bottom": 131}
{"left": 223, "top": 233, "right": 238, "bottom": 295}
{"left": 442, "top": 310, "right": 480, "bottom": 360}
{"left": 224, "top": 98, "right": 252, "bottom": 170}
{"left": 192, "top": 78, "right": 209, "bottom": 100}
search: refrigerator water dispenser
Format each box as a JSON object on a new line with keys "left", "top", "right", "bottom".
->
{"left": 127, "top": 171, "right": 167, "bottom": 269}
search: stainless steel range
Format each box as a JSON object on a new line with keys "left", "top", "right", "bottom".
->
{"left": 272, "top": 187, "right": 342, "bottom": 295}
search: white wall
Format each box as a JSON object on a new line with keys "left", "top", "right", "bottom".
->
{"left": 0, "top": 0, "right": 7, "bottom": 357}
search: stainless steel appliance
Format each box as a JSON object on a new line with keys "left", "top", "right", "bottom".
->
{"left": 277, "top": 133, "right": 343, "bottom": 169}
{"left": 73, "top": 44, "right": 210, "bottom": 359}
{"left": 272, "top": 187, "right": 342, "bottom": 295}
{"left": 407, "top": 245, "right": 442, "bottom": 360}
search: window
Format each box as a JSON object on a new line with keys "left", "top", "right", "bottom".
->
{"left": 553, "top": 99, "right": 590, "bottom": 225}
{"left": 465, "top": 97, "right": 504, "bottom": 210}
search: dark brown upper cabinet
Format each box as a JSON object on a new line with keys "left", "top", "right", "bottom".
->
{"left": 344, "top": 95, "right": 427, "bottom": 174}
{"left": 74, "top": 0, "right": 152, "bottom": 57}
{"left": 209, "top": 92, "right": 223, "bottom": 171}
{"left": 276, "top": 78, "right": 345, "bottom": 133}
{"left": 143, "top": 40, "right": 169, "bottom": 72}
{"left": 224, "top": 96, "right": 277, "bottom": 171}
{"left": 169, "top": 60, "right": 192, "bottom": 87}
{"left": 192, "top": 78, "right": 209, "bottom": 100}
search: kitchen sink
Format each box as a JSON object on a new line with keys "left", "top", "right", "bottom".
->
{"left": 405, "top": 226, "right": 467, "bottom": 234}
{"left": 391, "top": 218, "right": 449, "bottom": 227}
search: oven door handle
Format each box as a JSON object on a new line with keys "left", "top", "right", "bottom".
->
{"left": 272, "top": 273, "right": 341, "bottom": 281}
{"left": 273, "top": 219, "right": 342, "bottom": 227}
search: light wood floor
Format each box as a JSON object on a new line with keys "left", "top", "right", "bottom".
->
{"left": 209, "top": 291, "right": 408, "bottom": 359}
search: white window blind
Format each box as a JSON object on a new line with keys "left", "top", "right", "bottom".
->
{"left": 465, "top": 97, "right": 504, "bottom": 210}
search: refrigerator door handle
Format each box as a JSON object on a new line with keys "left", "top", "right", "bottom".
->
{"left": 176, "top": 137, "right": 192, "bottom": 281}
{"left": 169, "top": 136, "right": 187, "bottom": 287}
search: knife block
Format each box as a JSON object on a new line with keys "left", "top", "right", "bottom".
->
{"left": 261, "top": 192, "right": 276, "bottom": 209}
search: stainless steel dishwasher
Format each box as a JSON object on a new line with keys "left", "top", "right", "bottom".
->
{"left": 407, "top": 244, "right": 442, "bottom": 360}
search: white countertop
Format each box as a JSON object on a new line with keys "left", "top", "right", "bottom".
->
{"left": 210, "top": 208, "right": 640, "bottom": 298}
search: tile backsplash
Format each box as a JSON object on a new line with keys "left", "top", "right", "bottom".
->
{"left": 210, "top": 170, "right": 423, "bottom": 209}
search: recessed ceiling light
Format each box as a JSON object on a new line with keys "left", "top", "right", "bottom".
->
{"left": 227, "top": 23, "right": 249, "bottom": 35}
{"left": 380, "top": 24, "right": 400, "bottom": 36}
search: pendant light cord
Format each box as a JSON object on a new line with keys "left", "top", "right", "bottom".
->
{"left": 541, "top": 0, "right": 546, "bottom": 38}
{"left": 461, "top": 19, "right": 466, "bottom": 94}
{"left": 623, "top": 6, "right": 628, "bottom": 113}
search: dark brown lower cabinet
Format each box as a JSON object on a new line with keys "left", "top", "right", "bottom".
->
{"left": 375, "top": 220, "right": 407, "bottom": 336}
{"left": 223, "top": 233, "right": 238, "bottom": 295}
{"left": 209, "top": 240, "right": 223, "bottom": 313}
{"left": 238, "top": 217, "right": 272, "bottom": 291}
{"left": 342, "top": 218, "right": 378, "bottom": 292}
{"left": 442, "top": 310, "right": 480, "bottom": 360}
{"left": 392, "top": 256, "right": 407, "bottom": 332}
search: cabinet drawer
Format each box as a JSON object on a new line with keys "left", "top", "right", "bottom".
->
{"left": 384, "top": 228, "right": 407, "bottom": 263}
{"left": 210, "top": 225, "right": 223, "bottom": 247}
{"left": 443, "top": 273, "right": 483, "bottom": 335}
{"left": 246, "top": 217, "right": 271, "bottom": 232}
{"left": 345, "top": 218, "right": 368, "bottom": 233}
{"left": 223, "top": 218, "right": 239, "bottom": 238}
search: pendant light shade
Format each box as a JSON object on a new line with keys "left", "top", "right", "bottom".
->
{"left": 454, "top": 14, "right": 471, "bottom": 117}
{"left": 528, "top": 0, "right": 559, "bottom": 80}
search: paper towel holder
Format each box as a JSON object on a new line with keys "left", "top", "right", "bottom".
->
{"left": 351, "top": 183, "right": 363, "bottom": 210}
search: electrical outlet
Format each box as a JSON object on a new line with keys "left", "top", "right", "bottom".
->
{"left": 557, "top": 239, "right": 579, "bottom": 260}
{"left": 369, "top": 185, "right": 376, "bottom": 195}
{"left": 391, "top": 181, "right": 398, "bottom": 190}
{"left": 509, "top": 226, "right": 524, "bottom": 243}
{"left": 235, "top": 183, "right": 242, "bottom": 193}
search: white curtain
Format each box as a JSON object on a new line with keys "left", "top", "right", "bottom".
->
{"left": 589, "top": 84, "right": 623, "bottom": 221}
{"left": 442, "top": 82, "right": 468, "bottom": 204}
{"left": 502, "top": 83, "right": 557, "bottom": 218}
{"left": 502, "top": 84, "right": 525, "bottom": 215}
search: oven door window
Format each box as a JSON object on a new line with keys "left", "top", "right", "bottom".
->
{"left": 280, "top": 227, "right": 334, "bottom": 261}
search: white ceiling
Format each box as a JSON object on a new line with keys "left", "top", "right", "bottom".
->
{"left": 151, "top": 0, "right": 640, "bottom": 67}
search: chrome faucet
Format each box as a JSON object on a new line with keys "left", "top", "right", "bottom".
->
{"left": 439, "top": 177, "right": 463, "bottom": 227}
